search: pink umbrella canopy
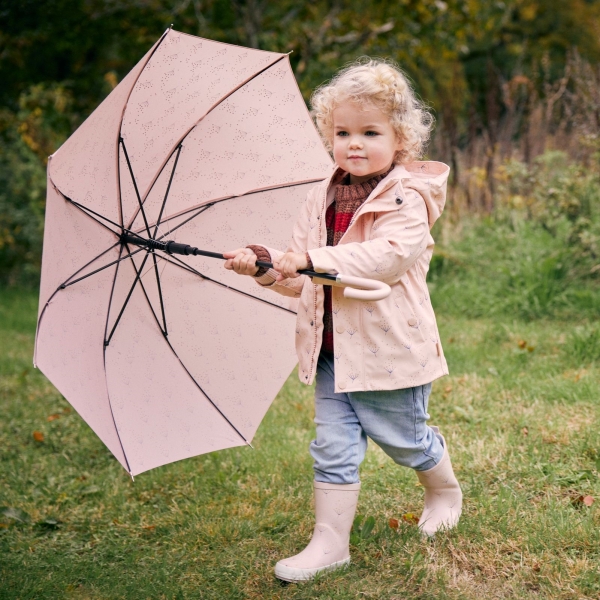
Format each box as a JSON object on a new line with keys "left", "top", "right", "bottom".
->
{"left": 34, "top": 28, "right": 333, "bottom": 476}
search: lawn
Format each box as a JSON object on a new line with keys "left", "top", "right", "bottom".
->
{"left": 1, "top": 287, "right": 599, "bottom": 599}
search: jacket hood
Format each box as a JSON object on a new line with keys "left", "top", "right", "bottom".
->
{"left": 326, "top": 161, "right": 450, "bottom": 229}
{"left": 395, "top": 161, "right": 449, "bottom": 228}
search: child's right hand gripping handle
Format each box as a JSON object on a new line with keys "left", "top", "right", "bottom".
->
{"left": 336, "top": 274, "right": 391, "bottom": 301}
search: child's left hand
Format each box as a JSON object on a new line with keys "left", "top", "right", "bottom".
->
{"left": 273, "top": 252, "right": 308, "bottom": 281}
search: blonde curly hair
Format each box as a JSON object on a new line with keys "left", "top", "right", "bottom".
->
{"left": 310, "top": 58, "right": 434, "bottom": 165}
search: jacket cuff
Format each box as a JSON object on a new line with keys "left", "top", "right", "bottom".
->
{"left": 306, "top": 247, "right": 336, "bottom": 274}
{"left": 246, "top": 244, "right": 271, "bottom": 277}
{"left": 254, "top": 268, "right": 279, "bottom": 286}
{"left": 305, "top": 252, "right": 313, "bottom": 271}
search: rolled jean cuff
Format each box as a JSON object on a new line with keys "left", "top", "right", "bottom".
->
{"left": 314, "top": 481, "right": 361, "bottom": 491}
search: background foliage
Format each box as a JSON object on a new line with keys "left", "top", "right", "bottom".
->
{"left": 1, "top": 0, "right": 599, "bottom": 297}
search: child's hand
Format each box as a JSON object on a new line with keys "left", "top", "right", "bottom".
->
{"left": 223, "top": 248, "right": 259, "bottom": 276}
{"left": 273, "top": 252, "right": 308, "bottom": 281}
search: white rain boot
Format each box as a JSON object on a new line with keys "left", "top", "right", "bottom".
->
{"left": 416, "top": 427, "right": 462, "bottom": 537}
{"left": 275, "top": 481, "right": 360, "bottom": 582}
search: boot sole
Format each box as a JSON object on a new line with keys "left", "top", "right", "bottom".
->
{"left": 275, "top": 557, "right": 350, "bottom": 582}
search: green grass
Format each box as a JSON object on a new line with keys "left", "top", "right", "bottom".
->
{"left": 1, "top": 288, "right": 599, "bottom": 599}
{"left": 428, "top": 217, "right": 600, "bottom": 321}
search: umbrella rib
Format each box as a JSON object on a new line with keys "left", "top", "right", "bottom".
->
{"left": 103, "top": 244, "right": 125, "bottom": 350}
{"left": 152, "top": 178, "right": 326, "bottom": 232}
{"left": 114, "top": 26, "right": 171, "bottom": 234}
{"left": 161, "top": 253, "right": 297, "bottom": 315}
{"left": 52, "top": 183, "right": 121, "bottom": 236}
{"left": 101, "top": 244, "right": 134, "bottom": 475}
{"left": 162, "top": 326, "right": 252, "bottom": 448}
{"left": 150, "top": 251, "right": 168, "bottom": 334}
{"left": 60, "top": 246, "right": 145, "bottom": 290}
{"left": 153, "top": 204, "right": 213, "bottom": 242}
{"left": 125, "top": 53, "right": 290, "bottom": 230}
{"left": 120, "top": 137, "right": 152, "bottom": 236}
{"left": 34, "top": 239, "right": 124, "bottom": 366}
{"left": 105, "top": 250, "right": 152, "bottom": 346}
{"left": 153, "top": 144, "right": 183, "bottom": 239}
{"left": 131, "top": 254, "right": 168, "bottom": 338}
{"left": 50, "top": 178, "right": 149, "bottom": 250}
{"left": 66, "top": 199, "right": 121, "bottom": 235}
{"left": 118, "top": 253, "right": 251, "bottom": 447}
{"left": 128, "top": 179, "right": 323, "bottom": 247}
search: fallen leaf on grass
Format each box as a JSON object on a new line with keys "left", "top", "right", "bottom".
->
{"left": 521, "top": 427, "right": 529, "bottom": 436}
{"left": 142, "top": 525, "right": 156, "bottom": 530}
{"left": 571, "top": 495, "right": 594, "bottom": 507}
{"left": 518, "top": 339, "right": 527, "bottom": 349}
{"left": 33, "top": 431, "right": 44, "bottom": 442}
{"left": 47, "top": 414, "right": 61, "bottom": 422}
{"left": 388, "top": 518, "right": 399, "bottom": 529}
{"left": 527, "top": 345, "right": 535, "bottom": 352}
{"left": 402, "top": 513, "right": 419, "bottom": 524}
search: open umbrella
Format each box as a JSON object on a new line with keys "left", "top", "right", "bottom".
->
{"left": 34, "top": 28, "right": 338, "bottom": 477}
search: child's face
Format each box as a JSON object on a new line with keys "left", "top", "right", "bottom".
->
{"left": 332, "top": 101, "right": 401, "bottom": 184}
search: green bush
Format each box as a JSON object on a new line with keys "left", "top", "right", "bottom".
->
{"left": 0, "top": 130, "right": 46, "bottom": 286}
{"left": 430, "top": 152, "right": 600, "bottom": 320}
{"left": 0, "top": 84, "right": 73, "bottom": 286}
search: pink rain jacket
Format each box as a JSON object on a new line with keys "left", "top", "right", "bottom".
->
{"left": 257, "top": 161, "right": 450, "bottom": 393}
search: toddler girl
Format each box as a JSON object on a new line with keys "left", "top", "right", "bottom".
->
{"left": 224, "top": 58, "right": 461, "bottom": 582}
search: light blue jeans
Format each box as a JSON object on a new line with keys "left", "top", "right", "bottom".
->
{"left": 310, "top": 353, "right": 444, "bottom": 484}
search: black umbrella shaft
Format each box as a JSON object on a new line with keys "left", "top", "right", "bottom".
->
{"left": 120, "top": 233, "right": 337, "bottom": 281}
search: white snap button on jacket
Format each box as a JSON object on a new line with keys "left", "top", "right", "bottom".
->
{"left": 408, "top": 317, "right": 418, "bottom": 326}
{"left": 338, "top": 382, "right": 346, "bottom": 390}
{"left": 336, "top": 325, "right": 345, "bottom": 334}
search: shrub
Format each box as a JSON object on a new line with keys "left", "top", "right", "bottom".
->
{"left": 430, "top": 152, "right": 600, "bottom": 320}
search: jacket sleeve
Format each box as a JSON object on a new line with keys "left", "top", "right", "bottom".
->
{"left": 307, "top": 187, "right": 430, "bottom": 286}
{"left": 250, "top": 185, "right": 318, "bottom": 298}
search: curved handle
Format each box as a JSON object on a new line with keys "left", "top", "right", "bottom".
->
{"left": 336, "top": 274, "right": 391, "bottom": 301}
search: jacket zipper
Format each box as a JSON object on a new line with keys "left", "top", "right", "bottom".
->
{"left": 307, "top": 186, "right": 327, "bottom": 382}
{"left": 306, "top": 177, "right": 397, "bottom": 382}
